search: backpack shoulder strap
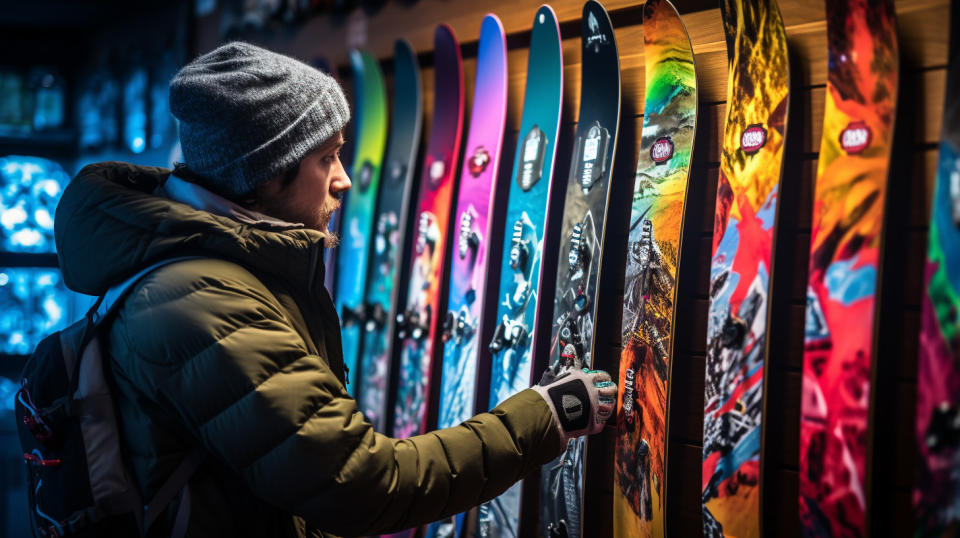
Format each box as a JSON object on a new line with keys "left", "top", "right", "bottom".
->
{"left": 91, "top": 256, "right": 205, "bottom": 327}
{"left": 68, "top": 256, "right": 205, "bottom": 396}
{"left": 88, "top": 256, "right": 207, "bottom": 537}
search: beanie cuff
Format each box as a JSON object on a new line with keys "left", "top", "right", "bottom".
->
{"left": 197, "top": 84, "right": 350, "bottom": 198}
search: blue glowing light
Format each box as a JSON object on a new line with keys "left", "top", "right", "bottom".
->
{"left": 123, "top": 68, "right": 148, "bottom": 154}
{"left": 0, "top": 156, "right": 68, "bottom": 253}
{"left": 0, "top": 267, "right": 95, "bottom": 355}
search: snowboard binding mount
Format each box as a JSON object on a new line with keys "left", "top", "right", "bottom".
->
{"left": 442, "top": 305, "right": 476, "bottom": 344}
{"left": 396, "top": 305, "right": 431, "bottom": 341}
{"left": 488, "top": 317, "right": 528, "bottom": 353}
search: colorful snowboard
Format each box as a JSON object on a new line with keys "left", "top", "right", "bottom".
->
{"left": 540, "top": 2, "right": 621, "bottom": 537}
{"left": 335, "top": 50, "right": 388, "bottom": 396}
{"left": 392, "top": 24, "right": 465, "bottom": 440}
{"left": 614, "top": 1, "right": 697, "bottom": 536}
{"left": 700, "top": 0, "right": 789, "bottom": 536}
{"left": 915, "top": 3, "right": 960, "bottom": 534}
{"left": 477, "top": 5, "right": 564, "bottom": 537}
{"left": 798, "top": 1, "right": 899, "bottom": 536}
{"left": 356, "top": 39, "right": 423, "bottom": 433}
{"left": 436, "top": 14, "right": 509, "bottom": 436}
{"left": 427, "top": 17, "right": 508, "bottom": 537}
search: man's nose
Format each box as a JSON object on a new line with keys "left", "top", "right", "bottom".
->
{"left": 331, "top": 162, "right": 352, "bottom": 193}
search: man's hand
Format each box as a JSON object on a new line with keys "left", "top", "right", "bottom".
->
{"left": 532, "top": 366, "right": 617, "bottom": 440}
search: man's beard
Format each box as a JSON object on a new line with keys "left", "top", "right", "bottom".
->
{"left": 317, "top": 197, "right": 342, "bottom": 247}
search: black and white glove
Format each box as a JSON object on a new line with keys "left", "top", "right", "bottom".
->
{"left": 532, "top": 357, "right": 617, "bottom": 440}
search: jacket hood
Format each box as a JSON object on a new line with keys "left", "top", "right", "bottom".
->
{"left": 55, "top": 161, "right": 329, "bottom": 296}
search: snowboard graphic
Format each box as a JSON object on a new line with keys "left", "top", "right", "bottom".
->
{"left": 356, "top": 39, "right": 423, "bottom": 433}
{"left": 798, "top": 1, "right": 899, "bottom": 536}
{"left": 700, "top": 0, "right": 789, "bottom": 536}
{"left": 392, "top": 24, "right": 465, "bottom": 440}
{"left": 477, "top": 5, "right": 563, "bottom": 538}
{"left": 914, "top": 2, "right": 960, "bottom": 536}
{"left": 426, "top": 15, "right": 507, "bottom": 537}
{"left": 335, "top": 50, "right": 388, "bottom": 396}
{"left": 540, "top": 2, "right": 621, "bottom": 537}
{"left": 614, "top": 1, "right": 697, "bottom": 536}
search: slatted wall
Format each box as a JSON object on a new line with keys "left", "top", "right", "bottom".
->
{"left": 196, "top": 0, "right": 952, "bottom": 534}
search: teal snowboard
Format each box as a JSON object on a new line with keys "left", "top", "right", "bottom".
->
{"left": 477, "top": 5, "right": 564, "bottom": 537}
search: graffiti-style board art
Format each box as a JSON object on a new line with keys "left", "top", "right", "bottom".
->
{"left": 914, "top": 2, "right": 959, "bottom": 536}
{"left": 336, "top": 50, "right": 388, "bottom": 396}
{"left": 392, "top": 24, "right": 464, "bottom": 440}
{"left": 798, "top": 1, "right": 899, "bottom": 536}
{"left": 356, "top": 40, "right": 422, "bottom": 433}
{"left": 541, "top": 2, "right": 621, "bottom": 537}
{"left": 700, "top": 0, "right": 789, "bottom": 536}
{"left": 614, "top": 1, "right": 697, "bottom": 536}
{"left": 477, "top": 5, "right": 563, "bottom": 537}
{"left": 425, "top": 15, "right": 507, "bottom": 538}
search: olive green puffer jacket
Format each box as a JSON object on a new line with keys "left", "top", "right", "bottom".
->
{"left": 54, "top": 162, "right": 564, "bottom": 537}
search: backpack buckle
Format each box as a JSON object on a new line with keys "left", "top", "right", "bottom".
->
{"left": 17, "top": 387, "right": 54, "bottom": 442}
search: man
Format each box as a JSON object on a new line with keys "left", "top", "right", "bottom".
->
{"left": 54, "top": 42, "right": 617, "bottom": 537}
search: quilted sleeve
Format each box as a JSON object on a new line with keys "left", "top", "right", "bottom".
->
{"left": 110, "top": 258, "right": 565, "bottom": 536}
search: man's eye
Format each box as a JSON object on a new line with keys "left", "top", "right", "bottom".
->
{"left": 323, "top": 149, "right": 341, "bottom": 164}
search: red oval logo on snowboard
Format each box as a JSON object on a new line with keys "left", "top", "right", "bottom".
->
{"left": 650, "top": 137, "right": 674, "bottom": 164}
{"left": 468, "top": 146, "right": 490, "bottom": 177}
{"left": 740, "top": 124, "right": 767, "bottom": 154}
{"left": 839, "top": 121, "right": 872, "bottom": 154}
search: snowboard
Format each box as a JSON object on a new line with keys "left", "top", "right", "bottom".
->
{"left": 540, "top": 2, "right": 621, "bottom": 537}
{"left": 476, "top": 5, "right": 564, "bottom": 537}
{"left": 700, "top": 0, "right": 789, "bottom": 536}
{"left": 613, "top": 1, "right": 697, "bottom": 536}
{"left": 335, "top": 50, "right": 388, "bottom": 396}
{"left": 798, "top": 1, "right": 899, "bottom": 536}
{"left": 391, "top": 24, "right": 465, "bottom": 440}
{"left": 914, "top": 4, "right": 960, "bottom": 535}
{"left": 427, "top": 16, "right": 508, "bottom": 537}
{"left": 356, "top": 39, "right": 423, "bottom": 434}
{"left": 435, "top": 14, "right": 509, "bottom": 443}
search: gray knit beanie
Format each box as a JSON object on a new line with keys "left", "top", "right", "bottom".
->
{"left": 169, "top": 41, "right": 350, "bottom": 198}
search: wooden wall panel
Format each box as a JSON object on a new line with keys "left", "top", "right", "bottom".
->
{"left": 202, "top": 0, "right": 953, "bottom": 535}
